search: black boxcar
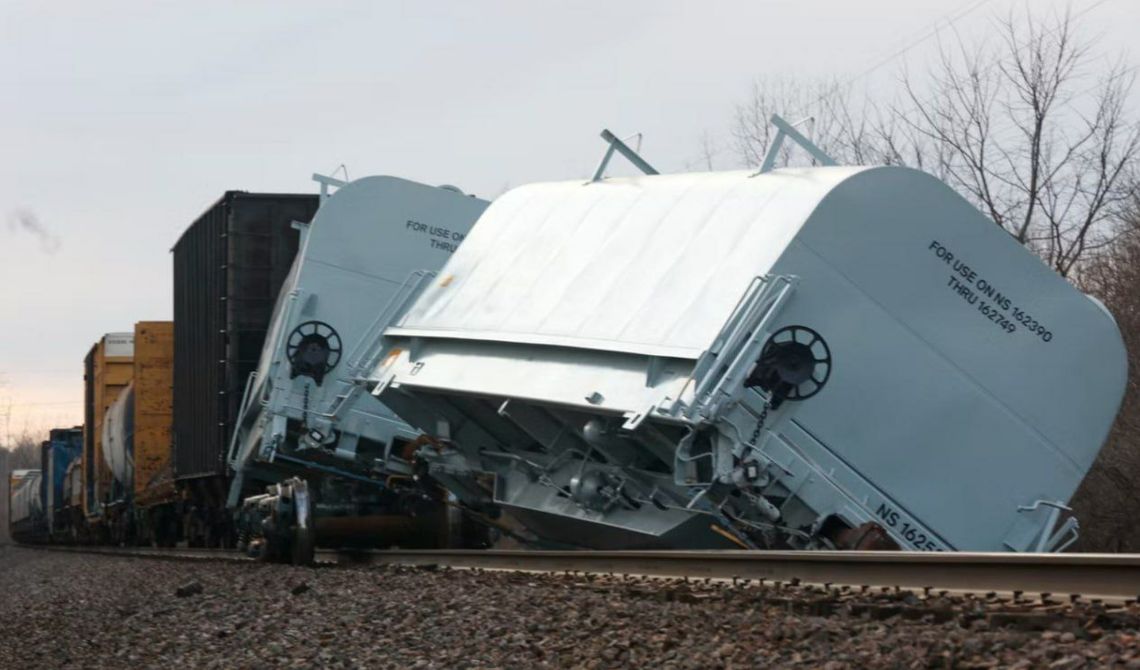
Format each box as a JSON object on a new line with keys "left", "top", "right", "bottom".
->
{"left": 172, "top": 191, "right": 320, "bottom": 545}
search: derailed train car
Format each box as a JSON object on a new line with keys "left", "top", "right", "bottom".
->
{"left": 11, "top": 130, "right": 1126, "bottom": 556}
{"left": 227, "top": 175, "right": 490, "bottom": 562}
{"left": 10, "top": 189, "right": 316, "bottom": 548}
{"left": 362, "top": 140, "right": 1126, "bottom": 552}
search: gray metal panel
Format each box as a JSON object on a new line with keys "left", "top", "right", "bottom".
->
{"left": 229, "top": 176, "right": 489, "bottom": 490}
{"left": 770, "top": 168, "right": 1126, "bottom": 549}
{"left": 794, "top": 169, "right": 1124, "bottom": 470}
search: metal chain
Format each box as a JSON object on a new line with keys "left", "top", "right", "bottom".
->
{"left": 748, "top": 404, "right": 770, "bottom": 446}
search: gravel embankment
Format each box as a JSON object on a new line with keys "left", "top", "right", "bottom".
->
{"left": 0, "top": 545, "right": 1138, "bottom": 669}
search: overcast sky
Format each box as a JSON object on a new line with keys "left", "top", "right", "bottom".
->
{"left": 1, "top": 0, "right": 1137, "bottom": 438}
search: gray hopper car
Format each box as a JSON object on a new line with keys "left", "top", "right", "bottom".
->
{"left": 362, "top": 160, "right": 1125, "bottom": 553}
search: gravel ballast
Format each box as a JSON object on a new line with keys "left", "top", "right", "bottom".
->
{"left": 0, "top": 545, "right": 1138, "bottom": 669}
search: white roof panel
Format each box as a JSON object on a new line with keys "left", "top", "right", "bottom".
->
{"left": 395, "top": 168, "right": 867, "bottom": 357}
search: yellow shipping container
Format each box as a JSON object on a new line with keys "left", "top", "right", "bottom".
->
{"left": 81, "top": 322, "right": 176, "bottom": 517}
{"left": 133, "top": 321, "right": 175, "bottom": 507}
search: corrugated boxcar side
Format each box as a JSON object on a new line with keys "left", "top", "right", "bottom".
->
{"left": 172, "top": 192, "right": 319, "bottom": 481}
{"left": 134, "top": 321, "right": 175, "bottom": 505}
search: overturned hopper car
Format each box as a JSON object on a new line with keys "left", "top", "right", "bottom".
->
{"left": 363, "top": 158, "right": 1126, "bottom": 552}
{"left": 227, "top": 175, "right": 489, "bottom": 562}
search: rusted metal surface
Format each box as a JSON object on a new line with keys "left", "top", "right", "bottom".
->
{"left": 133, "top": 321, "right": 175, "bottom": 507}
{"left": 833, "top": 521, "right": 901, "bottom": 550}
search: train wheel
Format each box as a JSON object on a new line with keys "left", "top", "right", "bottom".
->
{"left": 291, "top": 526, "right": 315, "bottom": 566}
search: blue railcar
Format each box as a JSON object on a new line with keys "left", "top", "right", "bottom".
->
{"left": 40, "top": 427, "right": 83, "bottom": 540}
{"left": 9, "top": 469, "right": 44, "bottom": 543}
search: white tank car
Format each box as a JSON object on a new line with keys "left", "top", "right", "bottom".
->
{"left": 363, "top": 163, "right": 1126, "bottom": 552}
{"left": 9, "top": 469, "right": 43, "bottom": 534}
{"left": 227, "top": 174, "right": 488, "bottom": 561}
{"left": 102, "top": 382, "right": 135, "bottom": 492}
{"left": 64, "top": 460, "right": 83, "bottom": 509}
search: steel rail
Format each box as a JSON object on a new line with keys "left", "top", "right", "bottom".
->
{"left": 15, "top": 544, "right": 1140, "bottom": 602}
{"left": 335, "top": 549, "right": 1140, "bottom": 602}
{"left": 18, "top": 544, "right": 253, "bottom": 564}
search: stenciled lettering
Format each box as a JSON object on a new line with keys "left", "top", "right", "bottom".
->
{"left": 928, "top": 240, "right": 1052, "bottom": 343}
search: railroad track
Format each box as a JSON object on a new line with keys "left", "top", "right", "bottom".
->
{"left": 343, "top": 549, "right": 1140, "bottom": 603}
{"left": 21, "top": 544, "right": 252, "bottom": 565}
{"left": 18, "top": 544, "right": 1140, "bottom": 602}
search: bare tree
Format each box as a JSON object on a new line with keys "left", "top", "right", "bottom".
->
{"left": 1071, "top": 198, "right": 1140, "bottom": 550}
{"left": 682, "top": 129, "right": 722, "bottom": 172}
{"left": 724, "top": 8, "right": 1140, "bottom": 551}
{"left": 730, "top": 78, "right": 882, "bottom": 168}
{"left": 5, "top": 433, "right": 41, "bottom": 471}
{"left": 696, "top": 130, "right": 719, "bottom": 171}
{"left": 729, "top": 77, "right": 937, "bottom": 174}
{"left": 0, "top": 379, "right": 12, "bottom": 451}
{"left": 0, "top": 448, "right": 7, "bottom": 543}
{"left": 0, "top": 373, "right": 51, "bottom": 471}
{"left": 728, "top": 10, "right": 1139, "bottom": 277}
{"left": 898, "top": 9, "right": 1140, "bottom": 276}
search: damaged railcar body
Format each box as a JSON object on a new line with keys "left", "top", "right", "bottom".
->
{"left": 227, "top": 175, "right": 489, "bottom": 559}
{"left": 362, "top": 164, "right": 1125, "bottom": 553}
